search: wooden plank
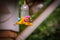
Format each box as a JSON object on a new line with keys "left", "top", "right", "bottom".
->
{"left": 0, "top": 38, "right": 14, "bottom": 40}
{"left": 16, "top": 0, "right": 60, "bottom": 40}
{"left": 0, "top": 31, "right": 17, "bottom": 38}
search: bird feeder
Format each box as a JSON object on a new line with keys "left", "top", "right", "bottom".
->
{"left": 15, "top": 0, "right": 32, "bottom": 26}
{"left": 21, "top": 0, "right": 29, "bottom": 17}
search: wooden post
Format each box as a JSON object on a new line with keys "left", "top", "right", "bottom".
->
{"left": 0, "top": 0, "right": 19, "bottom": 40}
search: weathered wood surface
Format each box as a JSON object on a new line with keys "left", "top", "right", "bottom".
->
{"left": 0, "top": 0, "right": 19, "bottom": 32}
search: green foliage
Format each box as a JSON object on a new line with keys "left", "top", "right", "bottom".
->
{"left": 31, "top": 0, "right": 53, "bottom": 20}
{"left": 19, "top": 0, "right": 24, "bottom": 6}
{"left": 44, "top": 0, "right": 53, "bottom": 6}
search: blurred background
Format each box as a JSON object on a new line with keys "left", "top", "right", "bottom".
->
{"left": 18, "top": 0, "right": 60, "bottom": 40}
